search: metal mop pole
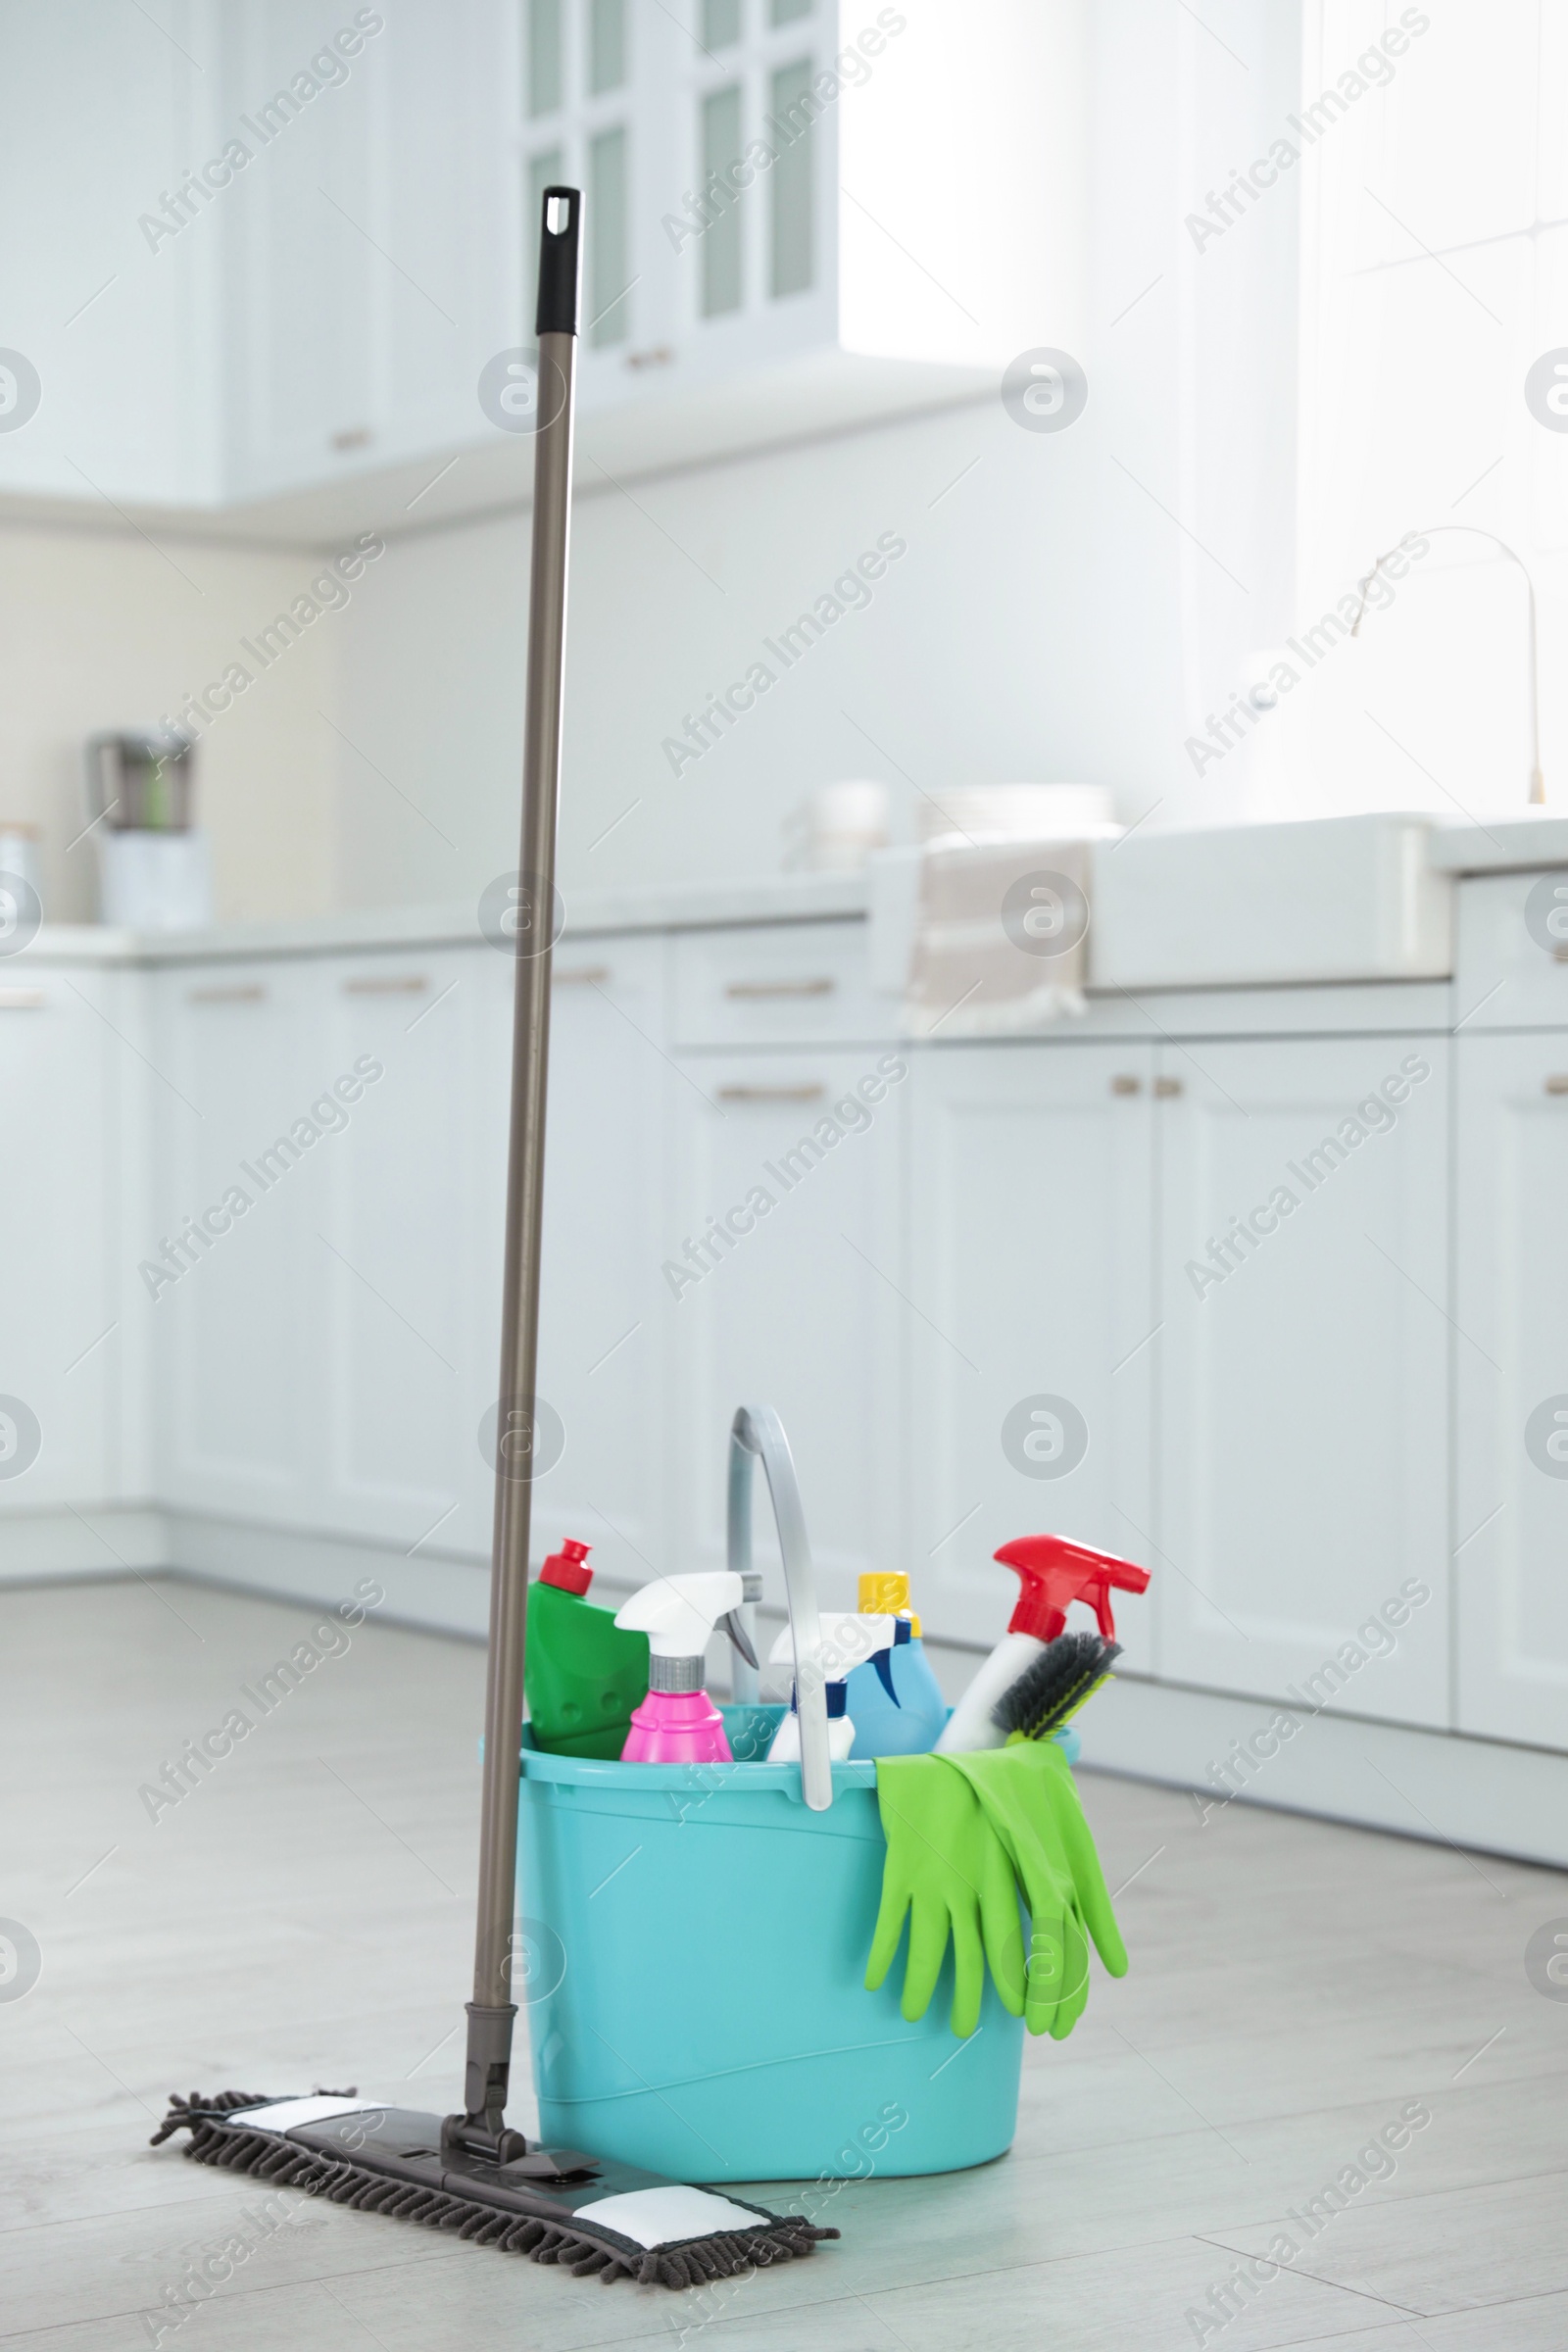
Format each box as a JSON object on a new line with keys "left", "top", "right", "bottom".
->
{"left": 446, "top": 186, "right": 580, "bottom": 2162}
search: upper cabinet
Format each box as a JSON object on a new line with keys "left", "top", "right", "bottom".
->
{"left": 481, "top": 0, "right": 1089, "bottom": 507}
{"left": 0, "top": 0, "right": 1085, "bottom": 537}
{"left": 220, "top": 0, "right": 514, "bottom": 505}
{"left": 0, "top": 0, "right": 220, "bottom": 511}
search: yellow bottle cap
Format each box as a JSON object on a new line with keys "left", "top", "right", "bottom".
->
{"left": 858, "top": 1574, "right": 920, "bottom": 1639}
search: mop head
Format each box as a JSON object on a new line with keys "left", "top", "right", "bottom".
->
{"left": 152, "top": 2092, "right": 837, "bottom": 2287}
{"left": 994, "top": 1631, "right": 1121, "bottom": 1741}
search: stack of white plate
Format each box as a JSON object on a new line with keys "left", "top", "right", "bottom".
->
{"left": 916, "top": 783, "right": 1116, "bottom": 843}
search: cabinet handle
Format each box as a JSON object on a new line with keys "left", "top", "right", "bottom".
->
{"left": 553, "top": 964, "right": 611, "bottom": 986}
{"left": 0, "top": 986, "right": 44, "bottom": 1009}
{"left": 1545, "top": 1075, "right": 1568, "bottom": 1096}
{"left": 724, "top": 977, "right": 836, "bottom": 1001}
{"left": 716, "top": 1083, "right": 826, "bottom": 1103}
{"left": 331, "top": 425, "right": 372, "bottom": 453}
{"left": 188, "top": 982, "right": 266, "bottom": 1004}
{"left": 342, "top": 974, "right": 427, "bottom": 996}
{"left": 1110, "top": 1073, "right": 1142, "bottom": 1096}
{"left": 625, "top": 345, "right": 674, "bottom": 370}
{"left": 1152, "top": 1076, "right": 1183, "bottom": 1099}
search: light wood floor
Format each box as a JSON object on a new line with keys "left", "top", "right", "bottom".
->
{"left": 4, "top": 1576, "right": 1568, "bottom": 2349}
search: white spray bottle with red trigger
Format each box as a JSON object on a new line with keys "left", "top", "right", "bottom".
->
{"left": 936, "top": 1536, "right": 1150, "bottom": 1752}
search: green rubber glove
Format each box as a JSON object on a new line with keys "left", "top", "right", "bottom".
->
{"left": 864, "top": 1755, "right": 1026, "bottom": 2037}
{"left": 944, "top": 1740, "right": 1127, "bottom": 2040}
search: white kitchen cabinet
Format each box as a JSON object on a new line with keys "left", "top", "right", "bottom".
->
{"left": 373, "top": 2, "right": 514, "bottom": 470}
{"left": 231, "top": 0, "right": 1084, "bottom": 520}
{"left": 477, "top": 932, "right": 675, "bottom": 1590}
{"left": 152, "top": 959, "right": 326, "bottom": 1524}
{"left": 671, "top": 917, "right": 891, "bottom": 1050}
{"left": 0, "top": 2, "right": 217, "bottom": 510}
{"left": 1452, "top": 867, "right": 1568, "bottom": 1030}
{"left": 0, "top": 0, "right": 1085, "bottom": 532}
{"left": 221, "top": 1, "right": 510, "bottom": 502}
{"left": 219, "top": 4, "right": 377, "bottom": 501}
{"left": 313, "top": 947, "right": 487, "bottom": 1553}
{"left": 514, "top": 0, "right": 667, "bottom": 376}
{"left": 665, "top": 1041, "right": 905, "bottom": 1613}
{"left": 1155, "top": 1036, "right": 1450, "bottom": 1730}
{"left": 152, "top": 932, "right": 674, "bottom": 1579}
{"left": 0, "top": 970, "right": 120, "bottom": 1511}
{"left": 497, "top": 0, "right": 1086, "bottom": 502}
{"left": 1454, "top": 1034, "right": 1568, "bottom": 1748}
{"left": 905, "top": 1041, "right": 1156, "bottom": 1667}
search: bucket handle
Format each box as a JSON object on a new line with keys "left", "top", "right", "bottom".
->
{"left": 727, "top": 1405, "right": 833, "bottom": 1812}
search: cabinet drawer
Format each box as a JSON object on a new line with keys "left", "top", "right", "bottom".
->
{"left": 1455, "top": 869, "right": 1568, "bottom": 1027}
{"left": 671, "top": 922, "right": 888, "bottom": 1049}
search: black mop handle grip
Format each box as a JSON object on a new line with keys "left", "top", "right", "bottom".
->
{"left": 534, "top": 185, "right": 581, "bottom": 338}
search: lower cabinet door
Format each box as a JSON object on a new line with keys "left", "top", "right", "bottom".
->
{"left": 156, "top": 933, "right": 673, "bottom": 1585}
{"left": 527, "top": 937, "right": 673, "bottom": 1592}
{"left": 153, "top": 959, "right": 325, "bottom": 1526}
{"left": 665, "top": 1046, "right": 907, "bottom": 1615}
{"left": 0, "top": 968, "right": 116, "bottom": 1515}
{"left": 1455, "top": 1033, "right": 1568, "bottom": 1748}
{"left": 905, "top": 1042, "right": 1156, "bottom": 1666}
{"left": 1156, "top": 1035, "right": 1450, "bottom": 1728}
{"left": 314, "top": 947, "right": 483, "bottom": 1553}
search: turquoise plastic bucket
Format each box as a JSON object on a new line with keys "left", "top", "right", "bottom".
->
{"left": 517, "top": 1704, "right": 1025, "bottom": 2182}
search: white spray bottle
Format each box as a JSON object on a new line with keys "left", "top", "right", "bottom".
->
{"left": 936, "top": 1536, "right": 1150, "bottom": 1752}
{"left": 766, "top": 1612, "right": 897, "bottom": 1764}
{"left": 615, "top": 1571, "right": 759, "bottom": 1763}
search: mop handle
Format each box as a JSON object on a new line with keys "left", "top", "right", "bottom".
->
{"left": 463, "top": 187, "right": 581, "bottom": 2145}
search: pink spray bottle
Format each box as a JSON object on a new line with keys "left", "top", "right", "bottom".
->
{"left": 614, "top": 1571, "right": 760, "bottom": 1764}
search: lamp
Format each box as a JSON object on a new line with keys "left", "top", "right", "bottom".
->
{"left": 1348, "top": 525, "right": 1544, "bottom": 806}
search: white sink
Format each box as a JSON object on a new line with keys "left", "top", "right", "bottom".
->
{"left": 1429, "top": 811, "right": 1568, "bottom": 872}
{"left": 1088, "top": 813, "right": 1452, "bottom": 992}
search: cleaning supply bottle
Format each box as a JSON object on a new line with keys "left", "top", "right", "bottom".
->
{"left": 615, "top": 1570, "right": 759, "bottom": 1764}
{"left": 524, "top": 1538, "right": 650, "bottom": 1760}
{"left": 770, "top": 1678, "right": 858, "bottom": 1765}
{"left": 936, "top": 1535, "right": 1150, "bottom": 1754}
{"left": 845, "top": 1571, "right": 949, "bottom": 1757}
{"left": 766, "top": 1612, "right": 896, "bottom": 1764}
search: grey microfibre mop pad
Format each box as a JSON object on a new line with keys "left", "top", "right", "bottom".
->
{"left": 153, "top": 2091, "right": 837, "bottom": 2287}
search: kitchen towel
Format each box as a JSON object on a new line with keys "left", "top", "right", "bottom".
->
{"left": 903, "top": 833, "right": 1117, "bottom": 1038}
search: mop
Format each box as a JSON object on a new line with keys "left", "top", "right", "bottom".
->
{"left": 152, "top": 187, "right": 838, "bottom": 2290}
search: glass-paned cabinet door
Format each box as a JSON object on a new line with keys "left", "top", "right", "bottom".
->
{"left": 679, "top": 0, "right": 829, "bottom": 329}
{"left": 515, "top": 0, "right": 635, "bottom": 350}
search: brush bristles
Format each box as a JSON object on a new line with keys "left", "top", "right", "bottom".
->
{"left": 994, "top": 1631, "right": 1121, "bottom": 1740}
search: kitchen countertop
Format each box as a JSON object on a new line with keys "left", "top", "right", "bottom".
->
{"left": 18, "top": 870, "right": 869, "bottom": 965}
{"left": 17, "top": 813, "right": 1567, "bottom": 970}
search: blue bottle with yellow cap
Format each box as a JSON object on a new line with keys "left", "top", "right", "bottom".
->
{"left": 845, "top": 1572, "right": 949, "bottom": 1756}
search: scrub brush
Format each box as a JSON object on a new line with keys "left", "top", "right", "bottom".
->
{"left": 993, "top": 1631, "right": 1121, "bottom": 1741}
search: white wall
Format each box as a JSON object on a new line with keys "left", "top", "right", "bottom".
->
{"left": 0, "top": 520, "right": 336, "bottom": 925}
{"left": 325, "top": 394, "right": 1198, "bottom": 909}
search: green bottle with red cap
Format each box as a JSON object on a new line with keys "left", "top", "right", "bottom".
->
{"left": 524, "top": 1537, "right": 650, "bottom": 1759}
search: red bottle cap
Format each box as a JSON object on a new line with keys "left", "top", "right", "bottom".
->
{"left": 993, "top": 1535, "right": 1150, "bottom": 1643}
{"left": 539, "top": 1538, "right": 592, "bottom": 1595}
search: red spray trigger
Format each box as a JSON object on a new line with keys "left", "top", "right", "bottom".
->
{"left": 992, "top": 1535, "right": 1151, "bottom": 1643}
